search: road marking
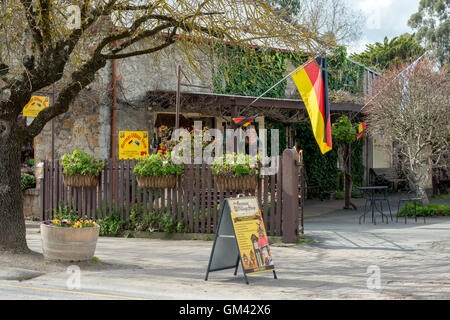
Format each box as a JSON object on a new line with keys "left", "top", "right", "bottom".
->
{"left": 0, "top": 284, "right": 148, "bottom": 300}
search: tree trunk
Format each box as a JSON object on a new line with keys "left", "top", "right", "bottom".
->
{"left": 344, "top": 143, "right": 356, "bottom": 210}
{"left": 0, "top": 128, "right": 29, "bottom": 253}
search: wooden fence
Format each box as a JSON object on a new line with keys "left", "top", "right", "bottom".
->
{"left": 40, "top": 150, "right": 304, "bottom": 239}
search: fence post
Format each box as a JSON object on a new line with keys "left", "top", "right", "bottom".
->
{"left": 282, "top": 149, "right": 300, "bottom": 243}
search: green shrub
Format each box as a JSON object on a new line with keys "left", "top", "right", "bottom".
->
{"left": 133, "top": 152, "right": 183, "bottom": 177}
{"left": 397, "top": 203, "right": 450, "bottom": 217}
{"left": 97, "top": 212, "right": 126, "bottom": 236}
{"left": 53, "top": 204, "right": 80, "bottom": 221}
{"left": 61, "top": 149, "right": 104, "bottom": 176}
{"left": 335, "top": 191, "right": 345, "bottom": 200}
{"left": 129, "top": 206, "right": 189, "bottom": 233}
{"left": 21, "top": 173, "right": 36, "bottom": 191}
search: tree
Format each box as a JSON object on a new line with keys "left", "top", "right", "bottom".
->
{"left": 367, "top": 59, "right": 449, "bottom": 205}
{"left": 269, "top": 0, "right": 364, "bottom": 45}
{"left": 350, "top": 34, "right": 426, "bottom": 72}
{"left": 331, "top": 115, "right": 357, "bottom": 210}
{"left": 0, "top": 0, "right": 327, "bottom": 253}
{"left": 408, "top": 0, "right": 449, "bottom": 66}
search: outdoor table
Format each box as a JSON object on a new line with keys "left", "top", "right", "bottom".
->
{"left": 357, "top": 186, "right": 391, "bottom": 225}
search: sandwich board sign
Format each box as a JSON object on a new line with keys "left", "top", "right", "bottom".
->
{"left": 118, "top": 131, "right": 149, "bottom": 159}
{"left": 205, "top": 196, "right": 277, "bottom": 284}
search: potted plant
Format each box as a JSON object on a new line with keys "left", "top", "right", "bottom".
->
{"left": 40, "top": 217, "right": 100, "bottom": 261}
{"left": 133, "top": 152, "right": 183, "bottom": 189}
{"left": 211, "top": 153, "right": 259, "bottom": 191}
{"left": 61, "top": 149, "right": 104, "bottom": 187}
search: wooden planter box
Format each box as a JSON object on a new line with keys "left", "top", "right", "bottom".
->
{"left": 63, "top": 173, "right": 99, "bottom": 188}
{"left": 136, "top": 175, "right": 177, "bottom": 189}
{"left": 40, "top": 223, "right": 100, "bottom": 262}
{"left": 213, "top": 174, "right": 258, "bottom": 191}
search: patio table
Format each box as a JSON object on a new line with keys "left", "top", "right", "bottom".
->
{"left": 357, "top": 186, "right": 391, "bottom": 225}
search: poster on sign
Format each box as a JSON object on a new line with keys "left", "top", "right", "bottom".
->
{"left": 23, "top": 96, "right": 50, "bottom": 117}
{"left": 118, "top": 131, "right": 149, "bottom": 159}
{"left": 205, "top": 196, "right": 277, "bottom": 284}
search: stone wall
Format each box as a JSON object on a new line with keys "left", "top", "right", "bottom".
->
{"left": 35, "top": 99, "right": 102, "bottom": 164}
{"left": 34, "top": 61, "right": 111, "bottom": 164}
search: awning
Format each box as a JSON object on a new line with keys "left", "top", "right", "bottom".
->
{"left": 155, "top": 113, "right": 194, "bottom": 128}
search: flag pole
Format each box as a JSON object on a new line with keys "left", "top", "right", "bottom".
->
{"left": 239, "top": 53, "right": 324, "bottom": 115}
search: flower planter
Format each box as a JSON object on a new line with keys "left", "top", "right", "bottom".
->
{"left": 63, "top": 173, "right": 99, "bottom": 188}
{"left": 40, "top": 223, "right": 100, "bottom": 262}
{"left": 136, "top": 174, "right": 177, "bottom": 189}
{"left": 213, "top": 174, "right": 258, "bottom": 191}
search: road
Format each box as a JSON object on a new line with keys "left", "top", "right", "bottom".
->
{"left": 1, "top": 208, "right": 450, "bottom": 300}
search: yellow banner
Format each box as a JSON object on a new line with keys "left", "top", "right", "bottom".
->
{"left": 118, "top": 131, "right": 149, "bottom": 159}
{"left": 23, "top": 96, "right": 50, "bottom": 117}
{"left": 228, "top": 197, "right": 274, "bottom": 275}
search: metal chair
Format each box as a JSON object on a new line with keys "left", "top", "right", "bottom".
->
{"left": 374, "top": 187, "right": 393, "bottom": 222}
{"left": 397, "top": 191, "right": 425, "bottom": 224}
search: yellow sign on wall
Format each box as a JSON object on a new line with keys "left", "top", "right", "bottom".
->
{"left": 118, "top": 131, "right": 149, "bottom": 159}
{"left": 23, "top": 96, "right": 50, "bottom": 117}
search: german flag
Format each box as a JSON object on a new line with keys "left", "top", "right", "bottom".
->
{"left": 356, "top": 122, "right": 367, "bottom": 139}
{"left": 232, "top": 116, "right": 256, "bottom": 128}
{"left": 291, "top": 58, "right": 332, "bottom": 154}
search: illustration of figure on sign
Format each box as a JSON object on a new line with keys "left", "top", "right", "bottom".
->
{"left": 242, "top": 253, "right": 250, "bottom": 269}
{"left": 249, "top": 250, "right": 257, "bottom": 268}
{"left": 251, "top": 234, "right": 263, "bottom": 267}
{"left": 257, "top": 222, "right": 272, "bottom": 266}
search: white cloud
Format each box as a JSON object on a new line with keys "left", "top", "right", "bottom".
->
{"left": 346, "top": 0, "right": 421, "bottom": 54}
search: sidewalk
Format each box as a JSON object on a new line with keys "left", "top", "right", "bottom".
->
{"left": 1, "top": 194, "right": 449, "bottom": 300}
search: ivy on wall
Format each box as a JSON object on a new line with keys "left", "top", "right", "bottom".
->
{"left": 292, "top": 118, "right": 364, "bottom": 198}
{"left": 292, "top": 120, "right": 339, "bottom": 197}
{"left": 327, "top": 47, "right": 366, "bottom": 95}
{"left": 212, "top": 45, "right": 289, "bottom": 98}
{"left": 212, "top": 46, "right": 366, "bottom": 98}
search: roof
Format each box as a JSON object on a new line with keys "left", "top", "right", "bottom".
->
{"left": 150, "top": 90, "right": 364, "bottom": 112}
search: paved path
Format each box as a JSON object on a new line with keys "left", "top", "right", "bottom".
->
{"left": 1, "top": 198, "right": 450, "bottom": 300}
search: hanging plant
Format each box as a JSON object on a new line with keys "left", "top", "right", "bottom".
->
{"left": 61, "top": 149, "right": 104, "bottom": 188}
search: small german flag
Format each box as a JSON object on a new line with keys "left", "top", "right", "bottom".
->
{"left": 356, "top": 122, "right": 367, "bottom": 138}
{"left": 232, "top": 116, "right": 256, "bottom": 128}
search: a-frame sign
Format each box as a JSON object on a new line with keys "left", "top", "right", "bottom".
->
{"left": 205, "top": 196, "right": 277, "bottom": 284}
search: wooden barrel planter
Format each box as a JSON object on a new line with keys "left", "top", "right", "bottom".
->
{"left": 63, "top": 173, "right": 100, "bottom": 188}
{"left": 136, "top": 175, "right": 177, "bottom": 189}
{"left": 40, "top": 223, "right": 100, "bottom": 262}
{"left": 213, "top": 174, "right": 258, "bottom": 191}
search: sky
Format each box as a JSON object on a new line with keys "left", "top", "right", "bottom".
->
{"left": 346, "top": 0, "right": 422, "bottom": 54}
